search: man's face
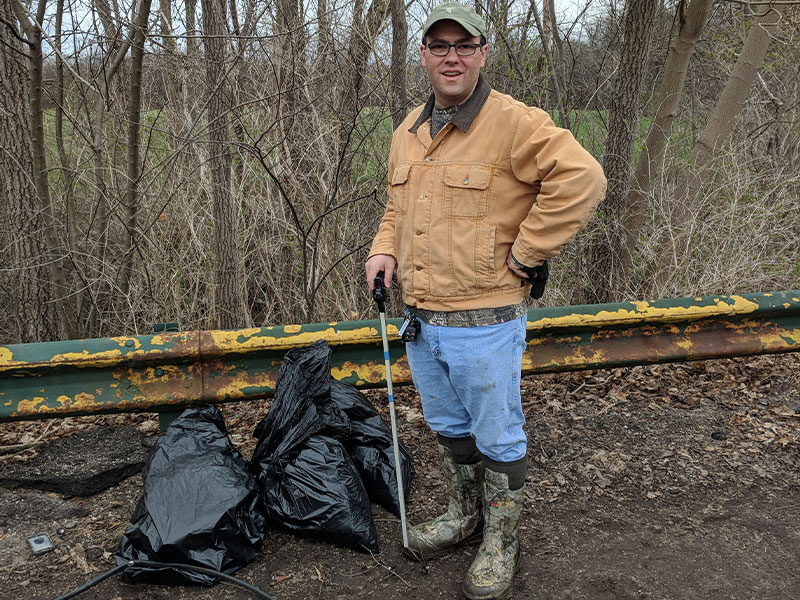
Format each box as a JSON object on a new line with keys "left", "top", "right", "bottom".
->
{"left": 421, "top": 20, "right": 487, "bottom": 108}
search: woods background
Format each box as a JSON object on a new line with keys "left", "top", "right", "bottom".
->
{"left": 1, "top": 0, "right": 798, "bottom": 343}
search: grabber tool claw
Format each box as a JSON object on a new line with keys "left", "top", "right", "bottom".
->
{"left": 372, "top": 271, "right": 410, "bottom": 550}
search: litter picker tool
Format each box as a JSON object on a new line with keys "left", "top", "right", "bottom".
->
{"left": 372, "top": 271, "right": 409, "bottom": 550}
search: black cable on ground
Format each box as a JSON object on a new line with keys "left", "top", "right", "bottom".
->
{"left": 52, "top": 563, "right": 128, "bottom": 600}
{"left": 52, "top": 559, "right": 278, "bottom": 600}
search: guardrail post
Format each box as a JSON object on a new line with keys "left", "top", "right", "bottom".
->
{"left": 153, "top": 322, "right": 182, "bottom": 431}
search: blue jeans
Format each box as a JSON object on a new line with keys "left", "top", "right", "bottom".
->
{"left": 405, "top": 314, "right": 528, "bottom": 462}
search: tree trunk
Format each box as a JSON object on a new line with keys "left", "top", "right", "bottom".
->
{"left": 389, "top": 0, "right": 407, "bottom": 130}
{"left": 626, "top": 0, "right": 713, "bottom": 269}
{"left": 317, "top": 0, "right": 333, "bottom": 77}
{"left": 202, "top": 0, "right": 251, "bottom": 329}
{"left": 86, "top": 5, "right": 135, "bottom": 334}
{"left": 275, "top": 0, "right": 308, "bottom": 177}
{"left": 0, "top": 5, "right": 50, "bottom": 342}
{"left": 692, "top": 9, "right": 779, "bottom": 169}
{"left": 120, "top": 0, "right": 152, "bottom": 297}
{"left": 531, "top": 0, "right": 569, "bottom": 128}
{"left": 94, "top": 0, "right": 122, "bottom": 51}
{"left": 340, "top": 0, "right": 389, "bottom": 149}
{"left": 545, "top": 0, "right": 570, "bottom": 128}
{"left": 12, "top": 0, "right": 77, "bottom": 339}
{"left": 186, "top": 0, "right": 199, "bottom": 55}
{"left": 54, "top": 0, "right": 79, "bottom": 268}
{"left": 158, "top": 0, "right": 177, "bottom": 53}
{"left": 586, "top": 0, "right": 659, "bottom": 303}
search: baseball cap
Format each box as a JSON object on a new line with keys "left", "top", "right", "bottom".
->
{"left": 423, "top": 2, "right": 487, "bottom": 38}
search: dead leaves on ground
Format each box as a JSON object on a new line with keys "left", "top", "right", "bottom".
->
{"left": 524, "top": 354, "right": 800, "bottom": 502}
{"left": 2, "top": 354, "right": 798, "bottom": 508}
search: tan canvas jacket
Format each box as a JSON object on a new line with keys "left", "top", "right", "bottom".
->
{"left": 369, "top": 77, "right": 607, "bottom": 311}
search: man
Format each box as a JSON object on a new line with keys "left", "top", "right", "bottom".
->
{"left": 365, "top": 3, "right": 606, "bottom": 599}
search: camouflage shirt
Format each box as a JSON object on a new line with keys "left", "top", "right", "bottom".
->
{"left": 431, "top": 103, "right": 459, "bottom": 137}
{"left": 409, "top": 301, "right": 527, "bottom": 327}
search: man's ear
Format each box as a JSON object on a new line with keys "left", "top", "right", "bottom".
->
{"left": 420, "top": 44, "right": 428, "bottom": 67}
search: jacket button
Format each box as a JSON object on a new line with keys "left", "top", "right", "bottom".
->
{"left": 463, "top": 177, "right": 469, "bottom": 184}
{"left": 415, "top": 229, "right": 423, "bottom": 235}
{"left": 418, "top": 194, "right": 425, "bottom": 200}
{"left": 415, "top": 265, "right": 422, "bottom": 271}
{"left": 425, "top": 157, "right": 432, "bottom": 162}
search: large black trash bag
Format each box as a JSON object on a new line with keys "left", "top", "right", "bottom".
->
{"left": 327, "top": 379, "right": 414, "bottom": 518}
{"left": 250, "top": 340, "right": 379, "bottom": 552}
{"left": 116, "top": 405, "right": 266, "bottom": 586}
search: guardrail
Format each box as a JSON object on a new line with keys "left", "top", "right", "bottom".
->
{"left": 1, "top": 291, "right": 799, "bottom": 422}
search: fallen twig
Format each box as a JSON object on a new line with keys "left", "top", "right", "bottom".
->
{"left": 0, "top": 420, "right": 55, "bottom": 456}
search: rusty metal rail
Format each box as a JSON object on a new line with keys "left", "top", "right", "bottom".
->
{"left": 1, "top": 291, "right": 799, "bottom": 422}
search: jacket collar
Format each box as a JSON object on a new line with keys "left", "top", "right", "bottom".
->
{"left": 409, "top": 75, "right": 491, "bottom": 134}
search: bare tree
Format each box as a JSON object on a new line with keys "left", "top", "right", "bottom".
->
{"left": 157, "top": 0, "right": 177, "bottom": 53}
{"left": 0, "top": 4, "right": 50, "bottom": 342}
{"left": 341, "top": 0, "right": 390, "bottom": 140}
{"left": 389, "top": 0, "right": 407, "bottom": 129}
{"left": 693, "top": 7, "right": 781, "bottom": 168}
{"left": 11, "top": 0, "right": 77, "bottom": 338}
{"left": 54, "top": 0, "right": 79, "bottom": 279}
{"left": 186, "top": 0, "right": 199, "bottom": 55}
{"left": 625, "top": 0, "right": 714, "bottom": 276}
{"left": 530, "top": 0, "right": 570, "bottom": 127}
{"left": 202, "top": 0, "right": 251, "bottom": 328}
{"left": 88, "top": 0, "right": 135, "bottom": 334}
{"left": 585, "top": 0, "right": 659, "bottom": 303}
{"left": 120, "top": 0, "right": 153, "bottom": 297}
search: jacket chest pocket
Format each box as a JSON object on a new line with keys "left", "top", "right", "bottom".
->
{"left": 390, "top": 164, "right": 411, "bottom": 215}
{"left": 442, "top": 166, "right": 491, "bottom": 218}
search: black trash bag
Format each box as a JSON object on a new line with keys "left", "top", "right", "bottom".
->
{"left": 327, "top": 379, "right": 414, "bottom": 518}
{"left": 116, "top": 405, "right": 266, "bottom": 586}
{"left": 251, "top": 340, "right": 331, "bottom": 455}
{"left": 259, "top": 434, "right": 378, "bottom": 552}
{"left": 250, "top": 340, "right": 379, "bottom": 552}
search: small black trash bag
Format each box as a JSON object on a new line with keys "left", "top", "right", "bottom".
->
{"left": 259, "top": 434, "right": 378, "bottom": 552}
{"left": 250, "top": 340, "right": 379, "bottom": 552}
{"left": 327, "top": 379, "right": 414, "bottom": 518}
{"left": 116, "top": 405, "right": 266, "bottom": 586}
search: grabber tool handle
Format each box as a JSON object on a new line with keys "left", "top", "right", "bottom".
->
{"left": 372, "top": 270, "right": 387, "bottom": 312}
{"left": 372, "top": 270, "right": 409, "bottom": 549}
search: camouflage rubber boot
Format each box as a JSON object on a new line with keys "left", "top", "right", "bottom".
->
{"left": 404, "top": 444, "right": 483, "bottom": 559}
{"left": 462, "top": 468, "right": 524, "bottom": 600}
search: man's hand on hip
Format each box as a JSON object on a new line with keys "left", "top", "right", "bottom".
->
{"left": 506, "top": 252, "right": 530, "bottom": 279}
{"left": 366, "top": 254, "right": 397, "bottom": 291}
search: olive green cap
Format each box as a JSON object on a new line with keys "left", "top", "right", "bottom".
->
{"left": 423, "top": 2, "right": 487, "bottom": 38}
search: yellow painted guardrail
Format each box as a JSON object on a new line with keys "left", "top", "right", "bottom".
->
{"left": 1, "top": 291, "right": 799, "bottom": 422}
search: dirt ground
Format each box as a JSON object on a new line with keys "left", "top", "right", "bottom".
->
{"left": 1, "top": 353, "right": 799, "bottom": 600}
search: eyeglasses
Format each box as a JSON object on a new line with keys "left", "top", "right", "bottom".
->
{"left": 425, "top": 42, "right": 483, "bottom": 57}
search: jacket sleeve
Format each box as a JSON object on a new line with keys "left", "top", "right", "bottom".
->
{"left": 508, "top": 108, "right": 607, "bottom": 266}
{"left": 367, "top": 136, "right": 399, "bottom": 260}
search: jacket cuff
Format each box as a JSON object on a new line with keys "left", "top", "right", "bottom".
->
{"left": 367, "top": 242, "right": 396, "bottom": 260}
{"left": 510, "top": 247, "right": 544, "bottom": 269}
